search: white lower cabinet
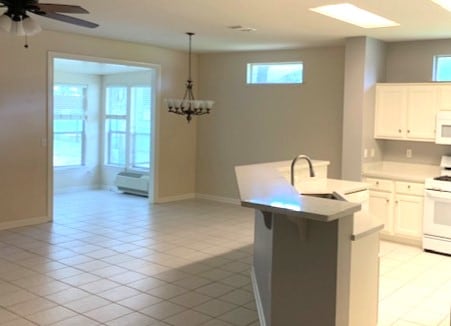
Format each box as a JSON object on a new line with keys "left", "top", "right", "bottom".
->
{"left": 394, "top": 194, "right": 423, "bottom": 238}
{"left": 368, "top": 190, "right": 393, "bottom": 234}
{"left": 364, "top": 177, "right": 424, "bottom": 244}
{"left": 349, "top": 232, "right": 379, "bottom": 326}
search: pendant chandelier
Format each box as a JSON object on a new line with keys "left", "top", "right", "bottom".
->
{"left": 165, "top": 32, "right": 214, "bottom": 122}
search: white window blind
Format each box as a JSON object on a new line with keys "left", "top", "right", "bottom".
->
{"left": 53, "top": 84, "right": 87, "bottom": 167}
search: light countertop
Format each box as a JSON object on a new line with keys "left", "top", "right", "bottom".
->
{"left": 295, "top": 177, "right": 368, "bottom": 196}
{"left": 235, "top": 162, "right": 360, "bottom": 223}
{"left": 235, "top": 160, "right": 383, "bottom": 239}
{"left": 362, "top": 161, "right": 440, "bottom": 182}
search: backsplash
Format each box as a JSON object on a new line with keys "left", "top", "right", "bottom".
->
{"left": 380, "top": 140, "right": 451, "bottom": 165}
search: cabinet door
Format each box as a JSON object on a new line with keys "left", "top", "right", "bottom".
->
{"left": 394, "top": 194, "right": 423, "bottom": 239}
{"left": 436, "top": 84, "right": 451, "bottom": 111}
{"left": 368, "top": 190, "right": 393, "bottom": 234}
{"left": 406, "top": 85, "right": 437, "bottom": 141}
{"left": 374, "top": 85, "right": 407, "bottom": 139}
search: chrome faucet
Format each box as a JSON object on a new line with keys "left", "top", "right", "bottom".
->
{"left": 290, "top": 154, "right": 315, "bottom": 186}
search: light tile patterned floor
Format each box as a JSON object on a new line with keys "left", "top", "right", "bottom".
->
{"left": 0, "top": 190, "right": 448, "bottom": 325}
{"left": 378, "top": 241, "right": 451, "bottom": 326}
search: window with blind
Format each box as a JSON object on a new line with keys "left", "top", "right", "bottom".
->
{"left": 53, "top": 84, "right": 87, "bottom": 167}
{"left": 246, "top": 62, "right": 304, "bottom": 84}
{"left": 105, "top": 85, "right": 151, "bottom": 170}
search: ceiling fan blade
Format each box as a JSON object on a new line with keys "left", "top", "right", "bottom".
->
{"left": 32, "top": 4, "right": 89, "bottom": 14}
{"left": 37, "top": 12, "right": 98, "bottom": 28}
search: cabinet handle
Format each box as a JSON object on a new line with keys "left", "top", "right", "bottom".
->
{"left": 398, "top": 129, "right": 402, "bottom": 133}
{"left": 407, "top": 130, "right": 410, "bottom": 133}
{"left": 376, "top": 181, "right": 379, "bottom": 185}
{"left": 386, "top": 199, "right": 389, "bottom": 203}
{"left": 408, "top": 185, "right": 411, "bottom": 189}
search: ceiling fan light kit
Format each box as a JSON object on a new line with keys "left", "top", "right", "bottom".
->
{"left": 165, "top": 32, "right": 214, "bottom": 123}
{"left": 0, "top": 0, "right": 98, "bottom": 46}
{"left": 0, "top": 13, "right": 41, "bottom": 35}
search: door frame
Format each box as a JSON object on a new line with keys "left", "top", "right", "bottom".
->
{"left": 47, "top": 52, "right": 161, "bottom": 221}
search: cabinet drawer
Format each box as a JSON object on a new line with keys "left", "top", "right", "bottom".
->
{"left": 395, "top": 181, "right": 424, "bottom": 196}
{"left": 364, "top": 178, "right": 394, "bottom": 192}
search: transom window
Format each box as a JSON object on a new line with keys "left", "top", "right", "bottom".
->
{"left": 246, "top": 62, "right": 304, "bottom": 84}
{"left": 433, "top": 55, "right": 451, "bottom": 81}
{"left": 105, "top": 85, "right": 151, "bottom": 170}
{"left": 53, "top": 84, "right": 87, "bottom": 167}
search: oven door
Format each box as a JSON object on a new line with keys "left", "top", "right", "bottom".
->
{"left": 424, "top": 189, "right": 451, "bottom": 239}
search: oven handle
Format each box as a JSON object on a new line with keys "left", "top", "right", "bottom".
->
{"left": 425, "top": 189, "right": 451, "bottom": 201}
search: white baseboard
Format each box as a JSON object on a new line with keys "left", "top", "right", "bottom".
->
{"left": 251, "top": 266, "right": 267, "bottom": 326}
{"left": 196, "top": 193, "right": 240, "bottom": 205}
{"left": 155, "top": 193, "right": 196, "bottom": 203}
{"left": 0, "top": 216, "right": 51, "bottom": 231}
{"left": 154, "top": 193, "right": 240, "bottom": 205}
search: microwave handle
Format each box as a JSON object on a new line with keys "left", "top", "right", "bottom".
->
{"left": 425, "top": 189, "right": 451, "bottom": 201}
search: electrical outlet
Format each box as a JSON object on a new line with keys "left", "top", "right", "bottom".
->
{"left": 364, "top": 149, "right": 368, "bottom": 158}
{"left": 370, "top": 148, "right": 375, "bottom": 157}
{"left": 406, "top": 149, "right": 412, "bottom": 158}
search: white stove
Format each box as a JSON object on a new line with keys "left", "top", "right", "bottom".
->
{"left": 423, "top": 156, "right": 451, "bottom": 255}
{"left": 425, "top": 175, "right": 451, "bottom": 192}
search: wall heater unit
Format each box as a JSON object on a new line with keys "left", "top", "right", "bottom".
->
{"left": 114, "top": 172, "right": 149, "bottom": 197}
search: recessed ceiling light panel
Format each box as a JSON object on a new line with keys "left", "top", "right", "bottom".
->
{"left": 309, "top": 3, "right": 400, "bottom": 29}
{"left": 431, "top": 0, "right": 451, "bottom": 12}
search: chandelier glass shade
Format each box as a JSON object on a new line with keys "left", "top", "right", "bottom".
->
{"left": 165, "top": 33, "right": 214, "bottom": 122}
{"left": 0, "top": 12, "right": 41, "bottom": 36}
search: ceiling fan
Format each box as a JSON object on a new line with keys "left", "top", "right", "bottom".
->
{"left": 0, "top": 0, "right": 98, "bottom": 38}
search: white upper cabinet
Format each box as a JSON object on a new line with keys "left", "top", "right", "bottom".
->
{"left": 436, "top": 84, "right": 451, "bottom": 111}
{"left": 374, "top": 85, "right": 406, "bottom": 139}
{"left": 406, "top": 85, "right": 437, "bottom": 141}
{"left": 374, "top": 83, "right": 450, "bottom": 142}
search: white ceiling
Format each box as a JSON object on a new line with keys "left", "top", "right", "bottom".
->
{"left": 10, "top": 0, "right": 451, "bottom": 52}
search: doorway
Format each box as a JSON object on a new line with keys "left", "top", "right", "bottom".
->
{"left": 48, "top": 53, "right": 159, "bottom": 220}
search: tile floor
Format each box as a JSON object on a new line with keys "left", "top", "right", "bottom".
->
{"left": 0, "top": 190, "right": 448, "bottom": 326}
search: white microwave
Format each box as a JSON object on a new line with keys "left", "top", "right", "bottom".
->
{"left": 436, "top": 111, "right": 451, "bottom": 144}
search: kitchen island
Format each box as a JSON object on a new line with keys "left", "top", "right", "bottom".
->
{"left": 235, "top": 160, "right": 383, "bottom": 326}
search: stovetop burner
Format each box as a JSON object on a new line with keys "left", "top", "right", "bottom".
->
{"left": 434, "top": 175, "right": 451, "bottom": 182}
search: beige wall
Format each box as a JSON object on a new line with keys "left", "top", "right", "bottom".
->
{"left": 197, "top": 47, "right": 345, "bottom": 199}
{"left": 0, "top": 30, "right": 197, "bottom": 227}
{"left": 342, "top": 38, "right": 366, "bottom": 181}
{"left": 385, "top": 39, "right": 451, "bottom": 83}
{"left": 342, "top": 37, "right": 386, "bottom": 181}
{"left": 361, "top": 38, "right": 386, "bottom": 165}
{"left": 6, "top": 29, "right": 449, "bottom": 228}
